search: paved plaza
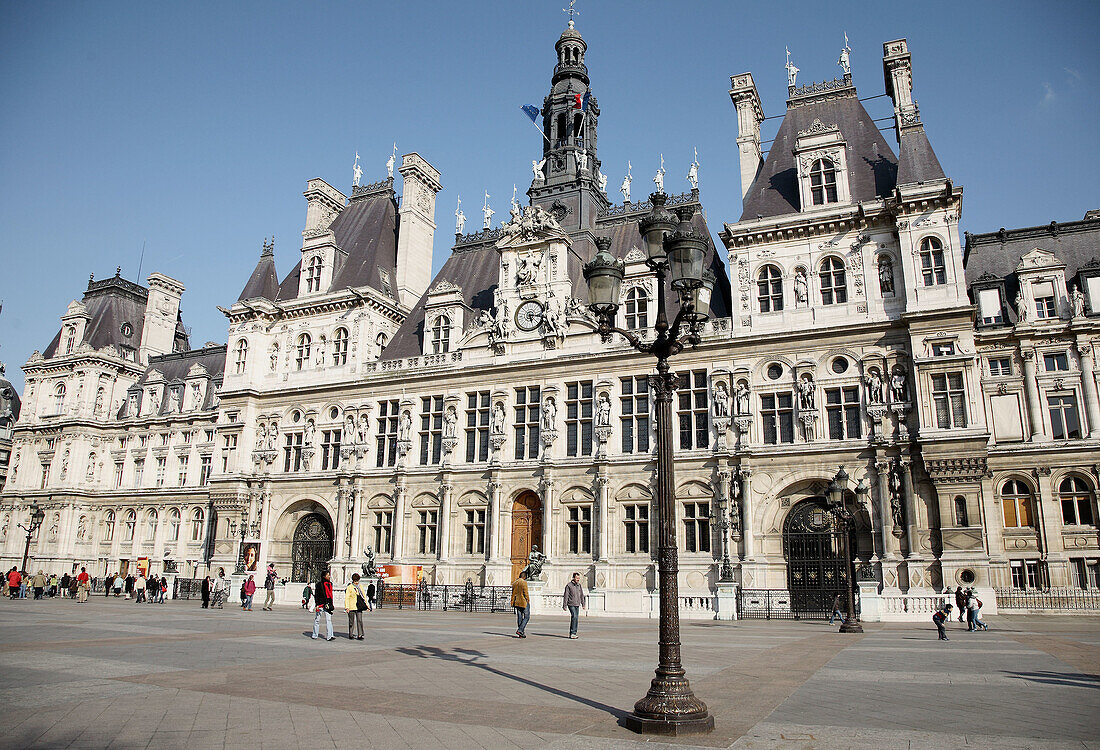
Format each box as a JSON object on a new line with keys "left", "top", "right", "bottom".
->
{"left": 0, "top": 597, "right": 1096, "bottom": 749}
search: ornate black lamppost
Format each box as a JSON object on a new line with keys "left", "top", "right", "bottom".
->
{"left": 18, "top": 502, "right": 45, "bottom": 573}
{"left": 583, "top": 193, "right": 714, "bottom": 735}
{"left": 825, "top": 466, "right": 869, "bottom": 633}
{"left": 229, "top": 517, "right": 248, "bottom": 574}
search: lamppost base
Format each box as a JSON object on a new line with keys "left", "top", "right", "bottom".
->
{"left": 838, "top": 618, "right": 864, "bottom": 633}
{"left": 621, "top": 711, "right": 715, "bottom": 736}
{"left": 622, "top": 681, "right": 714, "bottom": 736}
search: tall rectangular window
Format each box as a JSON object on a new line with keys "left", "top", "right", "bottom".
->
{"left": 931, "top": 372, "right": 967, "bottom": 429}
{"left": 199, "top": 455, "right": 212, "bottom": 485}
{"left": 623, "top": 503, "right": 649, "bottom": 553}
{"left": 282, "top": 432, "right": 303, "bottom": 472}
{"left": 977, "top": 287, "right": 1003, "bottom": 324}
{"left": 114, "top": 462, "right": 124, "bottom": 489}
{"left": 566, "top": 381, "right": 594, "bottom": 457}
{"left": 1047, "top": 394, "right": 1081, "bottom": 440}
{"left": 465, "top": 391, "right": 490, "bottom": 463}
{"left": 221, "top": 434, "right": 237, "bottom": 473}
{"left": 514, "top": 386, "right": 541, "bottom": 460}
{"left": 176, "top": 455, "right": 189, "bottom": 487}
{"left": 134, "top": 458, "right": 145, "bottom": 486}
{"left": 677, "top": 370, "right": 709, "bottom": 450}
{"left": 376, "top": 399, "right": 400, "bottom": 467}
{"left": 682, "top": 502, "right": 710, "bottom": 553}
{"left": 320, "top": 430, "right": 341, "bottom": 470}
{"left": 419, "top": 395, "right": 444, "bottom": 465}
{"left": 566, "top": 505, "right": 592, "bottom": 554}
{"left": 620, "top": 376, "right": 650, "bottom": 454}
{"left": 761, "top": 392, "right": 795, "bottom": 444}
{"left": 417, "top": 509, "right": 438, "bottom": 554}
{"left": 825, "top": 387, "right": 861, "bottom": 440}
{"left": 464, "top": 509, "right": 486, "bottom": 554}
{"left": 155, "top": 457, "right": 167, "bottom": 487}
{"left": 373, "top": 510, "right": 393, "bottom": 554}
{"left": 1032, "top": 282, "right": 1057, "bottom": 319}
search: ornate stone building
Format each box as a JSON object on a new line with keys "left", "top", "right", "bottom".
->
{"left": 2, "top": 24, "right": 1097, "bottom": 613}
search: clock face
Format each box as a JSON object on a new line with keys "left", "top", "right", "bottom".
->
{"left": 515, "top": 300, "right": 545, "bottom": 331}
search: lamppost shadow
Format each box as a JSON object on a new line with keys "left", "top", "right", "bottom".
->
{"left": 395, "top": 644, "right": 630, "bottom": 720}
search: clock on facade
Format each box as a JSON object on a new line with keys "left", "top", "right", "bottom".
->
{"left": 515, "top": 300, "right": 545, "bottom": 331}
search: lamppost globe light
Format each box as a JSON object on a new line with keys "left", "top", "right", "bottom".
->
{"left": 639, "top": 192, "right": 676, "bottom": 264}
{"left": 834, "top": 465, "right": 850, "bottom": 491}
{"left": 826, "top": 477, "right": 841, "bottom": 507}
{"left": 682, "top": 269, "right": 715, "bottom": 323}
{"left": 582, "top": 236, "right": 625, "bottom": 314}
{"left": 665, "top": 206, "right": 706, "bottom": 292}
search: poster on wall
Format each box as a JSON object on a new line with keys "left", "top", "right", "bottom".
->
{"left": 242, "top": 542, "right": 260, "bottom": 571}
{"left": 136, "top": 557, "right": 149, "bottom": 576}
{"left": 378, "top": 564, "right": 423, "bottom": 584}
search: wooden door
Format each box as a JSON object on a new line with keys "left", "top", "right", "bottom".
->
{"left": 510, "top": 491, "right": 543, "bottom": 581}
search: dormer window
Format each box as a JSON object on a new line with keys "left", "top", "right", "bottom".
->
{"left": 64, "top": 326, "right": 76, "bottom": 354}
{"left": 431, "top": 315, "right": 451, "bottom": 354}
{"left": 809, "top": 159, "right": 838, "bottom": 205}
{"left": 977, "top": 287, "right": 1003, "bottom": 325}
{"left": 1032, "top": 281, "right": 1057, "bottom": 319}
{"left": 305, "top": 256, "right": 323, "bottom": 293}
{"left": 919, "top": 237, "right": 947, "bottom": 286}
{"left": 376, "top": 333, "right": 388, "bottom": 357}
{"left": 53, "top": 382, "right": 66, "bottom": 413}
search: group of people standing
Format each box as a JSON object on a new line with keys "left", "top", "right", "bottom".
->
{"left": 305, "top": 569, "right": 376, "bottom": 641}
{"left": 100, "top": 572, "right": 170, "bottom": 603}
{"left": 933, "top": 587, "right": 989, "bottom": 640}
{"left": 4, "top": 567, "right": 91, "bottom": 602}
{"left": 196, "top": 564, "right": 282, "bottom": 611}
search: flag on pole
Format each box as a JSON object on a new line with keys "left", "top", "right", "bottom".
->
{"left": 520, "top": 104, "right": 551, "bottom": 145}
{"left": 572, "top": 92, "right": 591, "bottom": 111}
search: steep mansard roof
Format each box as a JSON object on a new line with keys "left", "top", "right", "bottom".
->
{"left": 381, "top": 202, "right": 732, "bottom": 360}
{"left": 275, "top": 186, "right": 399, "bottom": 303}
{"left": 238, "top": 246, "right": 279, "bottom": 302}
{"left": 964, "top": 213, "right": 1100, "bottom": 287}
{"left": 740, "top": 85, "right": 899, "bottom": 221}
{"left": 896, "top": 123, "right": 945, "bottom": 186}
{"left": 43, "top": 273, "right": 189, "bottom": 358}
{"left": 119, "top": 345, "right": 227, "bottom": 418}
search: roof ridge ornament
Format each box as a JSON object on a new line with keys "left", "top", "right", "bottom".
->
{"left": 838, "top": 32, "right": 852, "bottom": 77}
{"left": 797, "top": 118, "right": 839, "bottom": 137}
{"left": 563, "top": 0, "right": 579, "bottom": 28}
{"left": 785, "top": 46, "right": 799, "bottom": 90}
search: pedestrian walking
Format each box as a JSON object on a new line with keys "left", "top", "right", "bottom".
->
{"left": 301, "top": 582, "right": 312, "bottom": 609}
{"left": 312, "top": 570, "right": 335, "bottom": 641}
{"left": 146, "top": 576, "right": 159, "bottom": 604}
{"left": 933, "top": 603, "right": 953, "bottom": 641}
{"left": 67, "top": 574, "right": 78, "bottom": 600}
{"left": 160, "top": 576, "right": 169, "bottom": 603}
{"left": 103, "top": 574, "right": 113, "bottom": 598}
{"left": 19, "top": 572, "right": 28, "bottom": 599}
{"left": 112, "top": 575, "right": 123, "bottom": 597}
{"left": 242, "top": 575, "right": 256, "bottom": 611}
{"left": 32, "top": 571, "right": 46, "bottom": 600}
{"left": 135, "top": 574, "right": 146, "bottom": 603}
{"left": 562, "top": 572, "right": 587, "bottom": 639}
{"left": 954, "top": 586, "right": 966, "bottom": 622}
{"left": 76, "top": 567, "right": 90, "bottom": 603}
{"left": 212, "top": 571, "right": 227, "bottom": 609}
{"left": 828, "top": 592, "right": 844, "bottom": 625}
{"left": 262, "top": 564, "right": 277, "bottom": 610}
{"left": 200, "top": 576, "right": 211, "bottom": 609}
{"left": 60, "top": 573, "right": 71, "bottom": 598}
{"left": 48, "top": 574, "right": 58, "bottom": 598}
{"left": 124, "top": 574, "right": 134, "bottom": 599}
{"left": 344, "top": 573, "right": 367, "bottom": 640}
{"left": 6, "top": 568, "right": 21, "bottom": 600}
{"left": 365, "top": 580, "right": 376, "bottom": 611}
{"left": 511, "top": 573, "right": 530, "bottom": 638}
{"left": 967, "top": 591, "right": 988, "bottom": 631}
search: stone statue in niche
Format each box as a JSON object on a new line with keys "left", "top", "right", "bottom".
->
{"left": 794, "top": 269, "right": 808, "bottom": 305}
{"left": 541, "top": 397, "right": 557, "bottom": 431}
{"left": 76, "top": 516, "right": 88, "bottom": 541}
{"left": 798, "top": 375, "right": 815, "bottom": 410}
{"left": 398, "top": 411, "right": 412, "bottom": 441}
{"left": 357, "top": 414, "right": 370, "bottom": 444}
{"left": 491, "top": 403, "right": 506, "bottom": 435}
{"left": 304, "top": 419, "right": 316, "bottom": 447}
{"left": 712, "top": 381, "right": 730, "bottom": 417}
{"left": 517, "top": 253, "right": 542, "bottom": 286}
{"left": 257, "top": 423, "right": 267, "bottom": 450}
{"left": 444, "top": 406, "right": 458, "bottom": 438}
{"left": 94, "top": 388, "right": 104, "bottom": 415}
{"left": 878, "top": 257, "right": 894, "bottom": 295}
{"left": 267, "top": 421, "right": 279, "bottom": 451}
{"left": 1015, "top": 292, "right": 1028, "bottom": 322}
{"left": 865, "top": 369, "right": 884, "bottom": 404}
{"left": 596, "top": 393, "right": 612, "bottom": 426}
{"left": 734, "top": 380, "right": 751, "bottom": 415}
{"left": 890, "top": 369, "right": 908, "bottom": 402}
{"left": 269, "top": 346, "right": 279, "bottom": 372}
{"left": 1071, "top": 284, "right": 1086, "bottom": 318}
{"left": 343, "top": 415, "right": 356, "bottom": 444}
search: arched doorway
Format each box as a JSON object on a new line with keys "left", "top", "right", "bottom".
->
{"left": 291, "top": 513, "right": 334, "bottom": 583}
{"left": 783, "top": 499, "right": 847, "bottom": 616}
{"left": 510, "top": 491, "right": 543, "bottom": 581}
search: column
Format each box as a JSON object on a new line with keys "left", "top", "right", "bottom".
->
{"left": 334, "top": 483, "right": 349, "bottom": 558}
{"left": 391, "top": 484, "right": 406, "bottom": 560}
{"left": 540, "top": 474, "right": 555, "bottom": 558}
{"left": 740, "top": 466, "right": 755, "bottom": 560}
{"left": 1076, "top": 341, "right": 1100, "bottom": 437}
{"left": 438, "top": 482, "right": 453, "bottom": 561}
{"left": 873, "top": 459, "right": 896, "bottom": 557}
{"left": 596, "top": 474, "right": 610, "bottom": 561}
{"left": 349, "top": 484, "right": 363, "bottom": 559}
{"left": 487, "top": 478, "right": 502, "bottom": 561}
{"left": 900, "top": 456, "right": 920, "bottom": 558}
{"left": 1020, "top": 350, "right": 1047, "bottom": 441}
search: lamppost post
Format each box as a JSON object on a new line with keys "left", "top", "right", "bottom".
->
{"left": 583, "top": 193, "right": 714, "bottom": 735}
{"left": 18, "top": 502, "right": 45, "bottom": 573}
{"left": 826, "top": 466, "right": 867, "bottom": 634}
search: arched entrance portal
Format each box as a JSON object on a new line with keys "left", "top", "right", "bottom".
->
{"left": 510, "top": 491, "right": 543, "bottom": 581}
{"left": 291, "top": 513, "right": 334, "bottom": 583}
{"left": 783, "top": 499, "right": 847, "bottom": 615}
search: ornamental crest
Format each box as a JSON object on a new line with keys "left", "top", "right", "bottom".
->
{"left": 496, "top": 205, "right": 569, "bottom": 247}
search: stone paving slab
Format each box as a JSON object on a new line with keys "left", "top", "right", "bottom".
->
{"left": 0, "top": 598, "right": 1096, "bottom": 749}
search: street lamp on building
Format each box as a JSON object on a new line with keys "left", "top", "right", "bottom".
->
{"left": 825, "top": 466, "right": 869, "bottom": 634}
{"left": 17, "top": 502, "right": 46, "bottom": 573}
{"left": 583, "top": 192, "right": 714, "bottom": 735}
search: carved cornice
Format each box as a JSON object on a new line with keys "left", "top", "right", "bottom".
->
{"left": 924, "top": 457, "right": 988, "bottom": 483}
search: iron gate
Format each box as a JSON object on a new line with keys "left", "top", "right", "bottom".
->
{"left": 377, "top": 582, "right": 513, "bottom": 613}
{"left": 173, "top": 577, "right": 205, "bottom": 600}
{"left": 292, "top": 513, "right": 334, "bottom": 583}
{"left": 783, "top": 500, "right": 848, "bottom": 618}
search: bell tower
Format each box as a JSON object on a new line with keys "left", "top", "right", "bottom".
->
{"left": 527, "top": 18, "right": 609, "bottom": 233}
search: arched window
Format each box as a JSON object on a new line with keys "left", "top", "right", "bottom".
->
{"left": 919, "top": 237, "right": 947, "bottom": 286}
{"left": 296, "top": 333, "right": 312, "bottom": 370}
{"left": 625, "top": 287, "right": 649, "bottom": 329}
{"left": 332, "top": 328, "right": 349, "bottom": 366}
{"left": 234, "top": 339, "right": 248, "bottom": 375}
{"left": 124, "top": 510, "right": 136, "bottom": 541}
{"left": 953, "top": 496, "right": 969, "bottom": 527}
{"left": 305, "top": 256, "right": 323, "bottom": 293}
{"left": 819, "top": 257, "right": 847, "bottom": 305}
{"left": 757, "top": 265, "right": 783, "bottom": 312}
{"left": 191, "top": 508, "right": 206, "bottom": 541}
{"left": 1059, "top": 476, "right": 1095, "bottom": 526}
{"left": 104, "top": 511, "right": 115, "bottom": 542}
{"left": 144, "top": 510, "right": 158, "bottom": 540}
{"left": 809, "top": 159, "right": 838, "bottom": 205}
{"left": 557, "top": 112, "right": 567, "bottom": 143}
{"left": 1001, "top": 479, "right": 1034, "bottom": 529}
{"left": 54, "top": 382, "right": 67, "bottom": 413}
{"left": 64, "top": 326, "right": 76, "bottom": 354}
{"left": 431, "top": 316, "right": 451, "bottom": 354}
{"left": 376, "top": 333, "right": 388, "bottom": 358}
{"left": 168, "top": 509, "right": 181, "bottom": 541}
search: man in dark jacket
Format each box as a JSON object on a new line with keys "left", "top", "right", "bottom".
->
{"left": 954, "top": 587, "right": 966, "bottom": 622}
{"left": 312, "top": 570, "right": 335, "bottom": 641}
{"left": 200, "top": 576, "right": 211, "bottom": 609}
{"left": 932, "top": 603, "right": 953, "bottom": 641}
{"left": 262, "top": 564, "right": 278, "bottom": 611}
{"left": 562, "top": 573, "right": 587, "bottom": 639}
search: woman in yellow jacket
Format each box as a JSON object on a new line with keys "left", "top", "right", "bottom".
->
{"left": 344, "top": 573, "right": 367, "bottom": 641}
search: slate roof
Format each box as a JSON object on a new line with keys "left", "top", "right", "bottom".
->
{"left": 381, "top": 206, "right": 732, "bottom": 360}
{"left": 275, "top": 188, "right": 399, "bottom": 302}
{"left": 741, "top": 86, "right": 899, "bottom": 221}
{"left": 120, "top": 345, "right": 227, "bottom": 418}
{"left": 896, "top": 124, "right": 945, "bottom": 186}
{"left": 964, "top": 213, "right": 1100, "bottom": 288}
{"left": 238, "top": 246, "right": 279, "bottom": 302}
{"left": 42, "top": 273, "right": 189, "bottom": 359}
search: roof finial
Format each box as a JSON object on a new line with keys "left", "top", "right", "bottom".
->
{"left": 115, "top": 266, "right": 122, "bottom": 277}
{"left": 785, "top": 46, "right": 799, "bottom": 88}
{"left": 838, "top": 32, "right": 852, "bottom": 77}
{"left": 352, "top": 151, "right": 362, "bottom": 188}
{"left": 563, "top": 0, "right": 579, "bottom": 28}
{"left": 386, "top": 143, "right": 397, "bottom": 179}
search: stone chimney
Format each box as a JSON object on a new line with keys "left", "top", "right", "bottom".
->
{"left": 139, "top": 273, "right": 185, "bottom": 362}
{"left": 729, "top": 72, "right": 765, "bottom": 203}
{"left": 883, "top": 39, "right": 917, "bottom": 145}
{"left": 395, "top": 153, "right": 442, "bottom": 309}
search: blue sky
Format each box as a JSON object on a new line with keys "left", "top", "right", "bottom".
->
{"left": 1, "top": 1, "right": 1098, "bottom": 390}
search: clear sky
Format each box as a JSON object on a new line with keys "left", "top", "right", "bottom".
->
{"left": 1, "top": 1, "right": 1098, "bottom": 390}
